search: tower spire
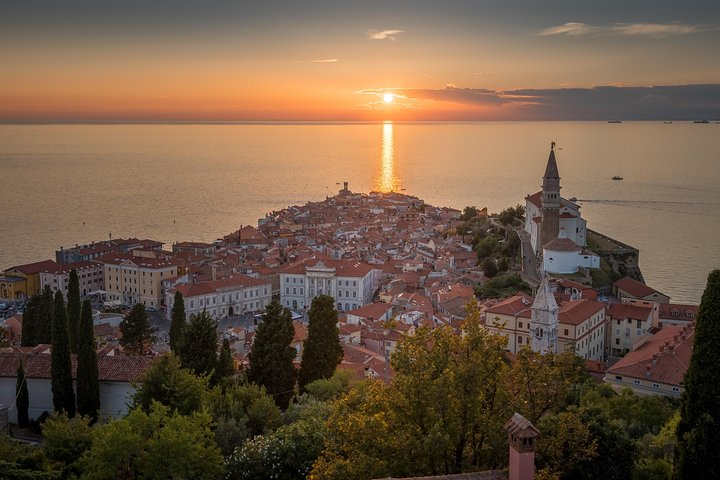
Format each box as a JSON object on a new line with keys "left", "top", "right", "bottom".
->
{"left": 540, "top": 142, "right": 561, "bottom": 248}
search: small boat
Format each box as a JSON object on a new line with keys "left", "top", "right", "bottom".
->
{"left": 569, "top": 197, "right": 577, "bottom": 202}
{"left": 608, "top": 120, "right": 622, "bottom": 124}
{"left": 612, "top": 175, "right": 623, "bottom": 181}
{"left": 694, "top": 120, "right": 709, "bottom": 124}
{"left": 664, "top": 121, "right": 672, "bottom": 124}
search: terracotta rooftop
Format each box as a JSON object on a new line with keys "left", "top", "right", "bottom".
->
{"left": 347, "top": 302, "right": 393, "bottom": 321}
{"left": 608, "top": 303, "right": 654, "bottom": 321}
{"left": 558, "top": 299, "right": 606, "bottom": 326}
{"left": 6, "top": 259, "right": 58, "bottom": 275}
{"left": 607, "top": 324, "right": 694, "bottom": 387}
{"left": 0, "top": 351, "right": 155, "bottom": 383}
{"left": 543, "top": 237, "right": 581, "bottom": 252}
{"left": 613, "top": 277, "right": 663, "bottom": 299}
{"left": 484, "top": 294, "right": 534, "bottom": 317}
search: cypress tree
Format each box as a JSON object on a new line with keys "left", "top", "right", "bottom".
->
{"left": 76, "top": 299, "right": 100, "bottom": 422}
{"left": 51, "top": 290, "right": 75, "bottom": 417}
{"left": 675, "top": 269, "right": 720, "bottom": 479}
{"left": 37, "top": 285, "right": 54, "bottom": 344}
{"left": 169, "top": 291, "right": 186, "bottom": 354}
{"left": 119, "top": 303, "right": 155, "bottom": 355}
{"left": 67, "top": 269, "right": 81, "bottom": 353}
{"left": 298, "top": 294, "right": 343, "bottom": 392}
{"left": 247, "top": 300, "right": 297, "bottom": 409}
{"left": 16, "top": 358, "right": 29, "bottom": 428}
{"left": 214, "top": 337, "right": 235, "bottom": 383}
{"left": 178, "top": 310, "right": 218, "bottom": 377}
{"left": 20, "top": 293, "right": 40, "bottom": 347}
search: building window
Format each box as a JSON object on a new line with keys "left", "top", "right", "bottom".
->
{"left": 634, "top": 380, "right": 641, "bottom": 385}
{"left": 652, "top": 383, "right": 659, "bottom": 388}
{"left": 518, "top": 337, "right": 523, "bottom": 344}
{"left": 564, "top": 329, "right": 569, "bottom": 336}
{"left": 518, "top": 322, "right": 523, "bottom": 328}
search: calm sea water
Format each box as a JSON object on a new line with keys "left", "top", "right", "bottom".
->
{"left": 1, "top": 122, "right": 718, "bottom": 304}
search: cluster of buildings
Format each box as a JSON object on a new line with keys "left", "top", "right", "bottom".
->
{"left": 1, "top": 147, "right": 701, "bottom": 403}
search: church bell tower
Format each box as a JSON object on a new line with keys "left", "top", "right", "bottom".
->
{"left": 530, "top": 276, "right": 559, "bottom": 354}
{"left": 540, "top": 142, "right": 561, "bottom": 248}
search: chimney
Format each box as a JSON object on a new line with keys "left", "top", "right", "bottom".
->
{"left": 645, "top": 365, "right": 652, "bottom": 378}
{"left": 504, "top": 413, "right": 539, "bottom": 480}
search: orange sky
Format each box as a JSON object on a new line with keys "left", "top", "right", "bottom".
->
{"left": 2, "top": 1, "right": 719, "bottom": 121}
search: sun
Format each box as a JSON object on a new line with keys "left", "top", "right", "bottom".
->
{"left": 383, "top": 93, "right": 394, "bottom": 103}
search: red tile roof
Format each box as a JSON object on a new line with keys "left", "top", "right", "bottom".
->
{"left": 347, "top": 302, "right": 393, "bottom": 321}
{"left": 608, "top": 303, "right": 654, "bottom": 321}
{"left": 543, "top": 237, "right": 581, "bottom": 252}
{"left": 607, "top": 324, "right": 694, "bottom": 387}
{"left": 484, "top": 294, "right": 534, "bottom": 317}
{"left": 0, "top": 352, "right": 155, "bottom": 383}
{"left": 613, "top": 277, "right": 661, "bottom": 299}
{"left": 171, "top": 275, "right": 268, "bottom": 298}
{"left": 281, "top": 258, "right": 374, "bottom": 278}
{"left": 6, "top": 259, "right": 58, "bottom": 275}
{"left": 558, "top": 300, "right": 605, "bottom": 326}
{"left": 525, "top": 191, "right": 542, "bottom": 209}
{"left": 659, "top": 303, "right": 698, "bottom": 320}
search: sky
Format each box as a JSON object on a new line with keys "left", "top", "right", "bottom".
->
{"left": 2, "top": 0, "right": 720, "bottom": 121}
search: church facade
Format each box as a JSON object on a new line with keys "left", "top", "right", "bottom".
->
{"left": 524, "top": 144, "right": 598, "bottom": 275}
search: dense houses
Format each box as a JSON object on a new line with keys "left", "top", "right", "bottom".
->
{"left": 1, "top": 157, "right": 702, "bottom": 399}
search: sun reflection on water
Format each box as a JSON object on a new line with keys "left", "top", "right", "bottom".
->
{"left": 375, "top": 121, "right": 399, "bottom": 192}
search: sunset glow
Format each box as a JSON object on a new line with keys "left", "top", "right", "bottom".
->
{"left": 1, "top": 1, "right": 719, "bottom": 122}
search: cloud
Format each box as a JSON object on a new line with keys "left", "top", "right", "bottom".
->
{"left": 311, "top": 58, "right": 338, "bottom": 63}
{"left": 540, "top": 21, "right": 701, "bottom": 38}
{"left": 474, "top": 71, "right": 496, "bottom": 76}
{"left": 367, "top": 29, "right": 404, "bottom": 41}
{"left": 540, "top": 22, "right": 594, "bottom": 36}
{"left": 360, "top": 84, "right": 720, "bottom": 120}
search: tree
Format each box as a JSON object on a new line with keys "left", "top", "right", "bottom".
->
{"left": 37, "top": 285, "right": 54, "bottom": 345}
{"left": 66, "top": 269, "right": 81, "bottom": 354}
{"left": 460, "top": 206, "right": 478, "bottom": 221}
{"left": 51, "top": 290, "right": 75, "bottom": 418}
{"left": 20, "top": 294, "right": 39, "bottom": 347}
{"left": 20, "top": 289, "right": 52, "bottom": 347}
{"left": 298, "top": 295, "right": 343, "bottom": 392}
{"left": 42, "top": 413, "right": 93, "bottom": 477}
{"left": 132, "top": 353, "right": 208, "bottom": 416}
{"left": 214, "top": 338, "right": 235, "bottom": 384}
{"left": 16, "top": 358, "right": 30, "bottom": 428}
{"left": 482, "top": 257, "right": 498, "bottom": 278}
{"left": 76, "top": 300, "right": 100, "bottom": 422}
{"left": 675, "top": 269, "right": 720, "bottom": 479}
{"left": 536, "top": 410, "right": 598, "bottom": 480}
{"left": 81, "top": 402, "right": 224, "bottom": 480}
{"left": 169, "top": 291, "right": 186, "bottom": 354}
{"left": 178, "top": 310, "right": 218, "bottom": 378}
{"left": 119, "top": 303, "right": 155, "bottom": 355}
{"left": 247, "top": 300, "right": 297, "bottom": 409}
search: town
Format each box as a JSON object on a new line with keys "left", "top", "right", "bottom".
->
{"left": 0, "top": 144, "right": 707, "bottom": 479}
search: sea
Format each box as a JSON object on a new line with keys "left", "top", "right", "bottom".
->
{"left": 1, "top": 122, "right": 719, "bottom": 304}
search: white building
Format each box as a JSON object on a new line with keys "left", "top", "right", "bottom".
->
{"left": 39, "top": 261, "right": 105, "bottom": 298}
{"left": 542, "top": 234, "right": 600, "bottom": 274}
{"left": 280, "top": 258, "right": 377, "bottom": 312}
{"left": 0, "top": 351, "right": 154, "bottom": 422}
{"left": 166, "top": 275, "right": 272, "bottom": 321}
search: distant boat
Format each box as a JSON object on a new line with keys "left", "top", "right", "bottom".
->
{"left": 694, "top": 120, "right": 709, "bottom": 124}
{"left": 664, "top": 121, "right": 672, "bottom": 124}
{"left": 608, "top": 120, "right": 622, "bottom": 124}
{"left": 612, "top": 175, "right": 623, "bottom": 181}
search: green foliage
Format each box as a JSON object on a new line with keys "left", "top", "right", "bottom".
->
{"left": 459, "top": 206, "right": 478, "bottom": 221}
{"left": 474, "top": 272, "right": 532, "bottom": 299}
{"left": 80, "top": 402, "right": 224, "bottom": 480}
{"left": 226, "top": 415, "right": 326, "bottom": 480}
{"left": 498, "top": 205, "right": 525, "bottom": 226}
{"left": 497, "top": 257, "right": 509, "bottom": 273}
{"left": 247, "top": 300, "right": 297, "bottom": 409}
{"left": 178, "top": 310, "right": 218, "bottom": 378}
{"left": 475, "top": 235, "right": 498, "bottom": 259}
{"left": 303, "top": 369, "right": 353, "bottom": 402}
{"left": 169, "top": 291, "right": 186, "bottom": 354}
{"left": 21, "top": 288, "right": 53, "bottom": 347}
{"left": 16, "top": 358, "right": 30, "bottom": 428}
{"left": 536, "top": 410, "right": 598, "bottom": 480}
{"left": 42, "top": 413, "right": 93, "bottom": 476}
{"left": 482, "top": 257, "right": 498, "bottom": 278}
{"left": 299, "top": 295, "right": 343, "bottom": 392}
{"left": 214, "top": 337, "right": 235, "bottom": 384}
{"left": 0, "top": 435, "right": 59, "bottom": 479}
{"left": 119, "top": 303, "right": 155, "bottom": 355}
{"left": 132, "top": 353, "right": 208, "bottom": 415}
{"left": 634, "top": 412, "right": 678, "bottom": 480}
{"left": 67, "top": 269, "right": 81, "bottom": 354}
{"left": 76, "top": 300, "right": 100, "bottom": 422}
{"left": 675, "top": 269, "right": 720, "bottom": 479}
{"left": 50, "top": 290, "right": 75, "bottom": 418}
